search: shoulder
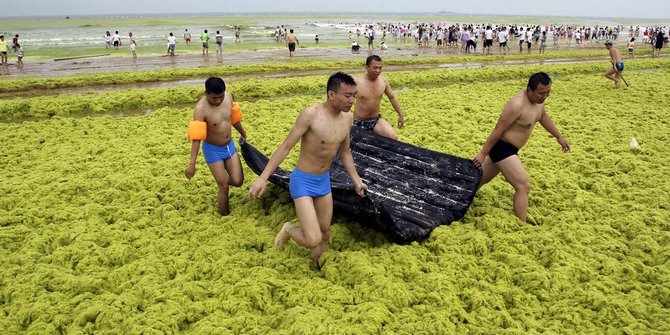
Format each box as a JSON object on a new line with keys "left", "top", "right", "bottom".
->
{"left": 506, "top": 92, "right": 527, "bottom": 111}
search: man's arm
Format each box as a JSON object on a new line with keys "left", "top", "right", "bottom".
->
{"left": 233, "top": 122, "right": 247, "bottom": 140}
{"left": 248, "top": 108, "right": 311, "bottom": 199}
{"left": 539, "top": 109, "right": 570, "bottom": 152}
{"left": 384, "top": 80, "right": 405, "bottom": 128}
{"left": 185, "top": 106, "right": 206, "bottom": 179}
{"left": 472, "top": 100, "right": 522, "bottom": 167}
{"left": 338, "top": 127, "right": 367, "bottom": 197}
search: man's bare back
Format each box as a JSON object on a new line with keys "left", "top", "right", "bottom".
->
{"left": 286, "top": 33, "right": 299, "bottom": 44}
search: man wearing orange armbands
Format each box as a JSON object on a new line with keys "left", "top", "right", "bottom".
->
{"left": 185, "top": 77, "right": 246, "bottom": 216}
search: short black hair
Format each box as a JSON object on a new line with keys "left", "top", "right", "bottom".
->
{"left": 527, "top": 72, "right": 552, "bottom": 91}
{"left": 366, "top": 54, "right": 382, "bottom": 66}
{"left": 205, "top": 77, "right": 226, "bottom": 94}
{"left": 327, "top": 72, "right": 356, "bottom": 94}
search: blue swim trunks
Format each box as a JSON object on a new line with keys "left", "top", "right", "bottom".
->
{"left": 202, "top": 139, "right": 237, "bottom": 164}
{"left": 614, "top": 62, "right": 624, "bottom": 72}
{"left": 289, "top": 168, "right": 331, "bottom": 199}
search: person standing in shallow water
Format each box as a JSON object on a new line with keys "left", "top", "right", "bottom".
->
{"left": 248, "top": 72, "right": 367, "bottom": 263}
{"left": 472, "top": 72, "right": 570, "bottom": 223}
{"left": 286, "top": 29, "right": 299, "bottom": 59}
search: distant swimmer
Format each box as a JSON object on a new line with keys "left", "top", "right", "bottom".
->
{"left": 353, "top": 55, "right": 405, "bottom": 140}
{"left": 473, "top": 72, "right": 570, "bottom": 223}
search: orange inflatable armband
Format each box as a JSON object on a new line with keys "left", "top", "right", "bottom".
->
{"left": 188, "top": 121, "right": 207, "bottom": 141}
{"left": 231, "top": 102, "right": 243, "bottom": 125}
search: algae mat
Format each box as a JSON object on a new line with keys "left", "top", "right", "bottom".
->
{"left": 0, "top": 68, "right": 669, "bottom": 334}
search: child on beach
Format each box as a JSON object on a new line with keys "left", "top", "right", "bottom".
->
{"left": 129, "top": 32, "right": 137, "bottom": 59}
{"left": 627, "top": 38, "right": 635, "bottom": 58}
{"left": 16, "top": 44, "right": 23, "bottom": 67}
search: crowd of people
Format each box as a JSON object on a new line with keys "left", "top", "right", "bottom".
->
{"left": 346, "top": 22, "right": 669, "bottom": 55}
{"left": 1, "top": 20, "right": 666, "bottom": 67}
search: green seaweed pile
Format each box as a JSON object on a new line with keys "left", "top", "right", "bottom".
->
{"left": 0, "top": 60, "right": 669, "bottom": 334}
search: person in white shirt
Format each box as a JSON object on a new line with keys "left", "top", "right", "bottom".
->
{"left": 498, "top": 26, "right": 509, "bottom": 55}
{"left": 167, "top": 32, "right": 176, "bottom": 56}
{"left": 484, "top": 25, "right": 494, "bottom": 55}
{"left": 215, "top": 31, "right": 223, "bottom": 57}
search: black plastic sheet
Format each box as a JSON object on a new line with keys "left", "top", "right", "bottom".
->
{"left": 241, "top": 127, "right": 482, "bottom": 243}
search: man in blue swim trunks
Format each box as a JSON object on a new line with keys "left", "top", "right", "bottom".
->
{"left": 604, "top": 40, "right": 624, "bottom": 88}
{"left": 472, "top": 72, "right": 570, "bottom": 223}
{"left": 185, "top": 77, "right": 245, "bottom": 216}
{"left": 248, "top": 72, "right": 367, "bottom": 263}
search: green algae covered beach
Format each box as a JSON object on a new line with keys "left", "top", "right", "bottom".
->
{"left": 1, "top": 12, "right": 670, "bottom": 334}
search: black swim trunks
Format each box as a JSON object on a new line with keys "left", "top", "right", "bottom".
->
{"left": 353, "top": 116, "right": 381, "bottom": 131}
{"left": 489, "top": 139, "right": 519, "bottom": 163}
{"left": 288, "top": 42, "right": 296, "bottom": 52}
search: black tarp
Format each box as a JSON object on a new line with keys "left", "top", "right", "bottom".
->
{"left": 241, "top": 127, "right": 482, "bottom": 243}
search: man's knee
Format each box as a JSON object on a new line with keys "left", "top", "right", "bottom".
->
{"left": 304, "top": 231, "right": 322, "bottom": 249}
{"left": 513, "top": 179, "right": 531, "bottom": 194}
{"left": 228, "top": 174, "right": 244, "bottom": 187}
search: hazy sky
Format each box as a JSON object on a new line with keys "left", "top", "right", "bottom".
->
{"left": 2, "top": 0, "right": 669, "bottom": 19}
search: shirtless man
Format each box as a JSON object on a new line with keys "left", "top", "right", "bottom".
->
{"left": 604, "top": 40, "right": 624, "bottom": 88}
{"left": 286, "top": 29, "right": 299, "bottom": 59}
{"left": 185, "top": 77, "right": 245, "bottom": 216}
{"left": 353, "top": 55, "right": 406, "bottom": 140}
{"left": 472, "top": 72, "right": 570, "bottom": 223}
{"left": 248, "top": 72, "right": 367, "bottom": 263}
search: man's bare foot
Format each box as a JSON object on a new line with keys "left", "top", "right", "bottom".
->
{"left": 274, "top": 222, "right": 292, "bottom": 249}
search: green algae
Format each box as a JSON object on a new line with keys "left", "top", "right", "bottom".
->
{"left": 0, "top": 63, "right": 669, "bottom": 334}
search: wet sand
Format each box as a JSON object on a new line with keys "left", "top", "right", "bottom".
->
{"left": 0, "top": 43, "right": 620, "bottom": 78}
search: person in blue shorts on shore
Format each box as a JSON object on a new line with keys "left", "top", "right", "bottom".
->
{"left": 185, "top": 77, "right": 245, "bottom": 216}
{"left": 248, "top": 72, "right": 367, "bottom": 263}
{"left": 604, "top": 40, "right": 624, "bottom": 88}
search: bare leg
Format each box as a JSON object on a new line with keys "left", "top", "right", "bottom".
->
{"left": 604, "top": 68, "right": 617, "bottom": 83}
{"left": 372, "top": 118, "right": 398, "bottom": 140}
{"left": 495, "top": 156, "right": 531, "bottom": 222}
{"left": 477, "top": 156, "right": 500, "bottom": 189}
{"left": 309, "top": 194, "right": 333, "bottom": 262}
{"left": 280, "top": 196, "right": 323, "bottom": 249}
{"left": 207, "top": 161, "right": 230, "bottom": 215}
